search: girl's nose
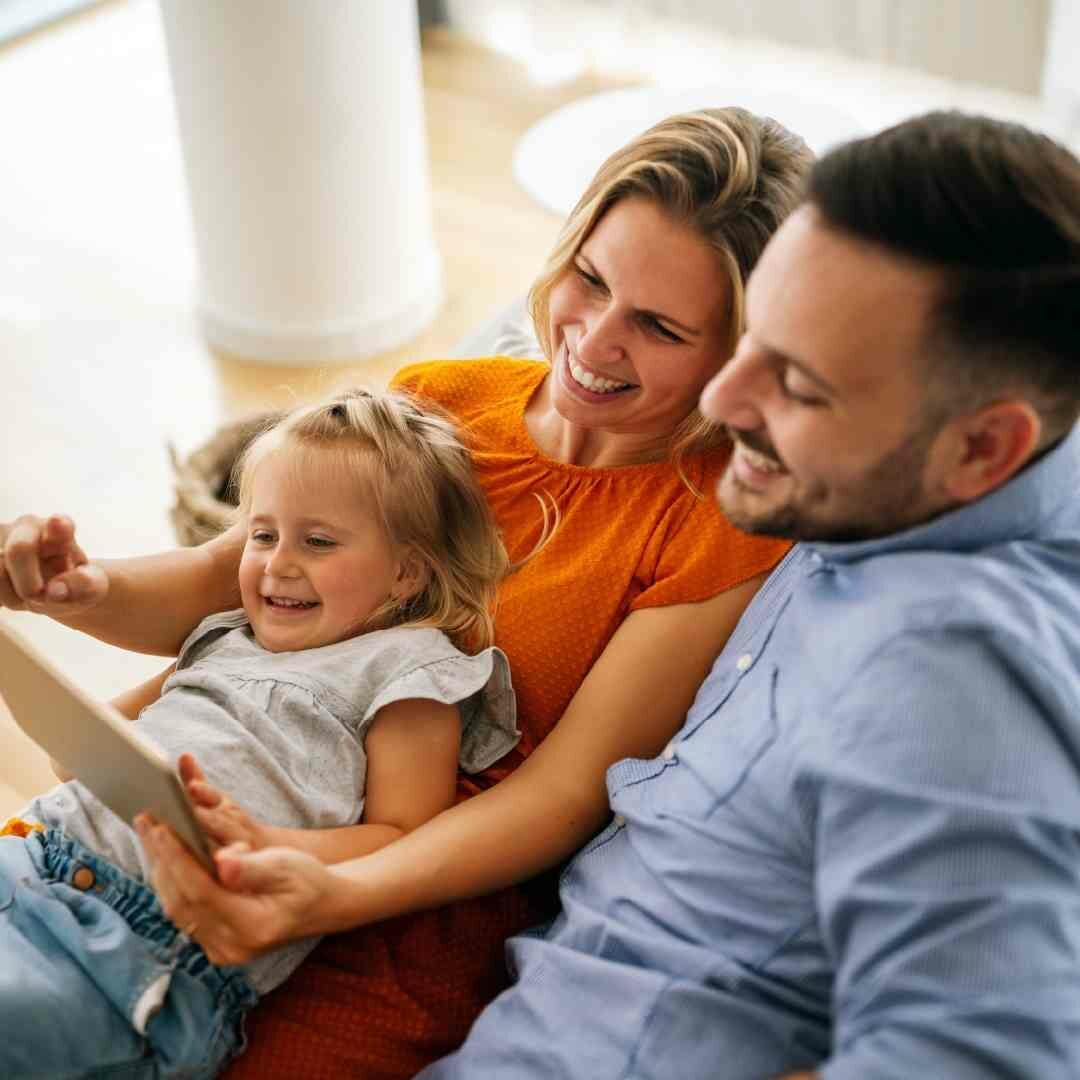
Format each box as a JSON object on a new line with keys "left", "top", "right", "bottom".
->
{"left": 265, "top": 543, "right": 300, "bottom": 578}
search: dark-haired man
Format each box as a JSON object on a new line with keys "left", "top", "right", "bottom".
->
{"left": 424, "top": 111, "right": 1080, "bottom": 1077}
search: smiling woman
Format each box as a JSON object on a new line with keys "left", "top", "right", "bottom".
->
{"left": 0, "top": 107, "right": 813, "bottom": 1077}
{"left": 530, "top": 197, "right": 733, "bottom": 466}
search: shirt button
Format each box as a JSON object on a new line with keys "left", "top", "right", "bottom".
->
{"left": 613, "top": 814, "right": 626, "bottom": 829}
{"left": 661, "top": 741, "right": 676, "bottom": 761}
{"left": 72, "top": 865, "right": 96, "bottom": 891}
{"left": 736, "top": 653, "right": 753, "bottom": 671}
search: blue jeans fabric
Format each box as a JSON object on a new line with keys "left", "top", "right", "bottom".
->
{"left": 0, "top": 829, "right": 256, "bottom": 1079}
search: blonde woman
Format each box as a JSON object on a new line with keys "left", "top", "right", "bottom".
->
{"left": 1, "top": 108, "right": 813, "bottom": 1076}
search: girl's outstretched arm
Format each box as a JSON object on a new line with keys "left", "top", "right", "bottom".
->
{"left": 140, "top": 573, "right": 768, "bottom": 962}
{"left": 0, "top": 515, "right": 244, "bottom": 655}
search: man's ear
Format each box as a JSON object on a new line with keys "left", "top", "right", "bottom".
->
{"left": 938, "top": 399, "right": 1042, "bottom": 503}
{"left": 394, "top": 548, "right": 431, "bottom": 602}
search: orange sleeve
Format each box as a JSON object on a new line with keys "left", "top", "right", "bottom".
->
{"left": 630, "top": 490, "right": 791, "bottom": 612}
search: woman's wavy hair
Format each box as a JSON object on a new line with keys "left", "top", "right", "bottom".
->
{"left": 528, "top": 107, "right": 813, "bottom": 477}
{"left": 233, "top": 387, "right": 508, "bottom": 652}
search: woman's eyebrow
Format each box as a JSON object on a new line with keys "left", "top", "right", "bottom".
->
{"left": 575, "top": 255, "right": 702, "bottom": 336}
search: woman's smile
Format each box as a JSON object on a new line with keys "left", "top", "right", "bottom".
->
{"left": 558, "top": 342, "right": 637, "bottom": 402}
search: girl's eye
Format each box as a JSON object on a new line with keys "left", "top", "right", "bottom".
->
{"left": 306, "top": 536, "right": 336, "bottom": 549}
{"left": 251, "top": 530, "right": 275, "bottom": 544}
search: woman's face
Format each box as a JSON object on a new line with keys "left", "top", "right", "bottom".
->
{"left": 545, "top": 197, "right": 733, "bottom": 447}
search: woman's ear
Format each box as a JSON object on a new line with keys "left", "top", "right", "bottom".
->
{"left": 939, "top": 398, "right": 1042, "bottom": 504}
{"left": 394, "top": 548, "right": 431, "bottom": 603}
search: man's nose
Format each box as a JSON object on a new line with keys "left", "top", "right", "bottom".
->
{"left": 700, "top": 337, "right": 766, "bottom": 431}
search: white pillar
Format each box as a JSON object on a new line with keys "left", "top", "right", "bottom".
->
{"left": 158, "top": 0, "right": 442, "bottom": 364}
{"left": 1044, "top": 0, "right": 1080, "bottom": 148}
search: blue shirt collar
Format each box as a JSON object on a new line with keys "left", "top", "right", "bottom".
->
{"left": 807, "top": 422, "right": 1080, "bottom": 565}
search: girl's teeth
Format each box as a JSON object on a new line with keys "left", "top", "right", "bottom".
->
{"left": 569, "top": 361, "right": 631, "bottom": 394}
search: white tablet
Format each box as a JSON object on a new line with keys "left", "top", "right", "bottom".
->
{"left": 0, "top": 618, "right": 213, "bottom": 872}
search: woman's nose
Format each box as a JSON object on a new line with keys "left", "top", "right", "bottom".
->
{"left": 576, "top": 302, "right": 626, "bottom": 366}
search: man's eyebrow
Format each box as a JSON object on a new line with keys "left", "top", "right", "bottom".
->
{"left": 575, "top": 254, "right": 703, "bottom": 337}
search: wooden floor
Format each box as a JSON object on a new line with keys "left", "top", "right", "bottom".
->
{"left": 0, "top": 1, "right": 634, "bottom": 812}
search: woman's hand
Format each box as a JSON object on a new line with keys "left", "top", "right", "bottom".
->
{"left": 179, "top": 753, "right": 270, "bottom": 851}
{"left": 136, "top": 813, "right": 348, "bottom": 966}
{"left": 0, "top": 514, "right": 109, "bottom": 616}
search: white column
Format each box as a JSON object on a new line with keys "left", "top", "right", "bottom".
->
{"left": 1044, "top": 0, "right": 1080, "bottom": 148}
{"left": 157, "top": 0, "right": 442, "bottom": 364}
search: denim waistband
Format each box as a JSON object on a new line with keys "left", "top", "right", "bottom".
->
{"left": 30, "top": 827, "right": 256, "bottom": 1014}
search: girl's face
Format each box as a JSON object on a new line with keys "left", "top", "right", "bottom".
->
{"left": 238, "top": 450, "right": 409, "bottom": 653}
{"left": 545, "top": 196, "right": 733, "bottom": 447}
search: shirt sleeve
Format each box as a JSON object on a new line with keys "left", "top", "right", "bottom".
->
{"left": 629, "top": 494, "right": 791, "bottom": 611}
{"left": 362, "top": 642, "right": 519, "bottom": 775}
{"left": 815, "top": 629, "right": 1080, "bottom": 1079}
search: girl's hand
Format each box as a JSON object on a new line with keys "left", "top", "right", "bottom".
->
{"left": 0, "top": 514, "right": 109, "bottom": 615}
{"left": 178, "top": 753, "right": 269, "bottom": 851}
{"left": 136, "top": 813, "right": 344, "bottom": 966}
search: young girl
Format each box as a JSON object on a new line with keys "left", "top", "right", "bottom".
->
{"left": 0, "top": 388, "right": 518, "bottom": 1079}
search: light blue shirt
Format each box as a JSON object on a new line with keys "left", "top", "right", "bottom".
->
{"left": 425, "top": 423, "right": 1080, "bottom": 1079}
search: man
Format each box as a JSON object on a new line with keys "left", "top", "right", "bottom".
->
{"left": 5, "top": 111, "right": 1080, "bottom": 1078}
{"left": 421, "top": 111, "right": 1080, "bottom": 1077}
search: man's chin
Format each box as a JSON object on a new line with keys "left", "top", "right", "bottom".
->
{"left": 716, "top": 477, "right": 801, "bottom": 539}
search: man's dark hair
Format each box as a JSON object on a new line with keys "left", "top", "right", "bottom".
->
{"left": 807, "top": 111, "right": 1080, "bottom": 439}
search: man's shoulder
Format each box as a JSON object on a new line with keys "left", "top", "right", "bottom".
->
{"left": 789, "top": 541, "right": 1080, "bottom": 803}
{"left": 836, "top": 539, "right": 1080, "bottom": 646}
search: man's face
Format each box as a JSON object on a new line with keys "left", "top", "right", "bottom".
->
{"left": 701, "top": 206, "right": 958, "bottom": 543}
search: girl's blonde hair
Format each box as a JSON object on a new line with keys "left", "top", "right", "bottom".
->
{"left": 528, "top": 107, "right": 813, "bottom": 475}
{"left": 234, "top": 387, "right": 508, "bottom": 652}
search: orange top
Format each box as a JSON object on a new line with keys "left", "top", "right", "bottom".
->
{"left": 394, "top": 357, "right": 792, "bottom": 788}
{"left": 225, "top": 357, "right": 791, "bottom": 1080}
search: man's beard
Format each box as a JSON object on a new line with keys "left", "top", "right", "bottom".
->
{"left": 720, "top": 421, "right": 946, "bottom": 543}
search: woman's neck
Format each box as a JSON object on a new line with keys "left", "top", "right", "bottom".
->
{"left": 524, "top": 374, "right": 669, "bottom": 469}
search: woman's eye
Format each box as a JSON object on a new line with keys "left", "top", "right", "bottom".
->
{"left": 573, "top": 263, "right": 604, "bottom": 289}
{"left": 644, "top": 316, "right": 682, "bottom": 343}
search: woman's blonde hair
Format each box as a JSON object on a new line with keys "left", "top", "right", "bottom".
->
{"left": 528, "top": 107, "right": 813, "bottom": 473}
{"left": 234, "top": 387, "right": 508, "bottom": 652}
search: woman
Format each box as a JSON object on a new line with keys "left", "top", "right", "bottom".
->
{"left": 0, "top": 107, "right": 811, "bottom": 1076}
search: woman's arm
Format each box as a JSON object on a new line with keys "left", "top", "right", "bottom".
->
{"left": 110, "top": 663, "right": 178, "bottom": 720}
{"left": 140, "top": 573, "right": 768, "bottom": 960}
{"left": 0, "top": 515, "right": 244, "bottom": 655}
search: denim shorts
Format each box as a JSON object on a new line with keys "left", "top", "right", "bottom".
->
{"left": 0, "top": 828, "right": 256, "bottom": 1079}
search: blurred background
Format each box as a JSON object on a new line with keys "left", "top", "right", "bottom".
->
{"left": 1, "top": 0, "right": 1077, "bottom": 812}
